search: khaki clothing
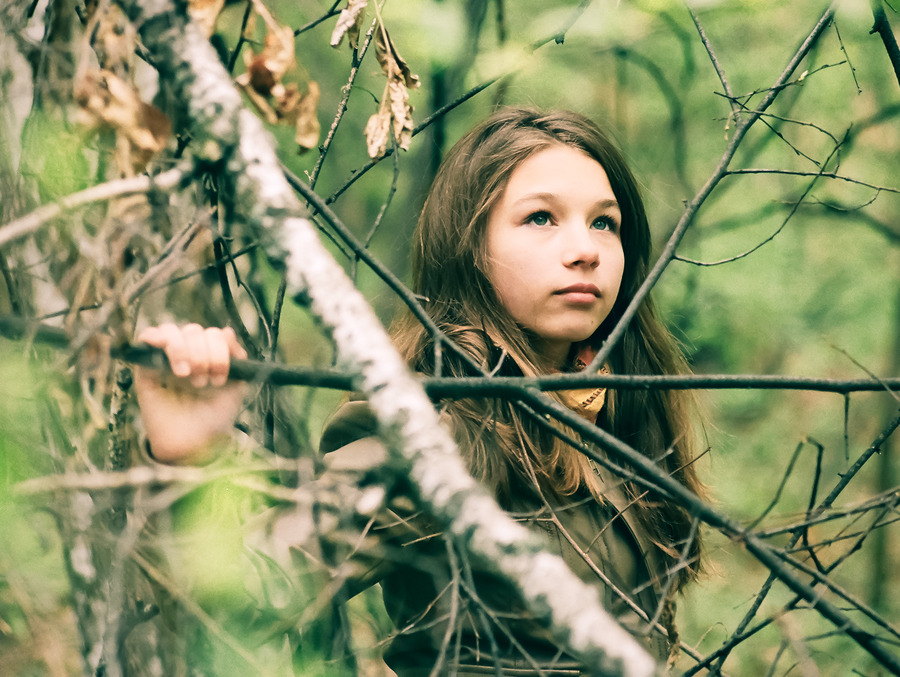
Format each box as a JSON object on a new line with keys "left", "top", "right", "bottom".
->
{"left": 309, "top": 401, "right": 672, "bottom": 675}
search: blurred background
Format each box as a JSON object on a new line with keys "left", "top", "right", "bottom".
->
{"left": 1, "top": 0, "right": 898, "bottom": 674}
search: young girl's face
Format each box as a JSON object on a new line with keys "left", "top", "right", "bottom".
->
{"left": 485, "top": 144, "right": 625, "bottom": 367}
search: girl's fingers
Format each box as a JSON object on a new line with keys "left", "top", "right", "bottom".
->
{"left": 182, "top": 323, "right": 212, "bottom": 388}
{"left": 206, "top": 328, "right": 232, "bottom": 388}
{"left": 152, "top": 323, "right": 192, "bottom": 378}
{"left": 223, "top": 327, "right": 248, "bottom": 361}
{"left": 138, "top": 324, "right": 246, "bottom": 387}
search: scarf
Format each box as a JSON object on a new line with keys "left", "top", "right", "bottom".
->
{"left": 556, "top": 344, "right": 610, "bottom": 422}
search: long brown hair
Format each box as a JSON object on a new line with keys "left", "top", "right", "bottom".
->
{"left": 391, "top": 108, "right": 704, "bottom": 586}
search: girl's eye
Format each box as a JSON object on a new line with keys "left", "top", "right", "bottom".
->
{"left": 525, "top": 211, "right": 552, "bottom": 226}
{"left": 591, "top": 215, "right": 618, "bottom": 232}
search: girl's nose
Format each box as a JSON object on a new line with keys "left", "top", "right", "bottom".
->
{"left": 561, "top": 223, "right": 600, "bottom": 268}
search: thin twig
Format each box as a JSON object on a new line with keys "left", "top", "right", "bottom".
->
{"left": 307, "top": 18, "right": 378, "bottom": 190}
{"left": 294, "top": 0, "right": 343, "bottom": 37}
{"left": 833, "top": 19, "right": 862, "bottom": 94}
{"left": 3, "top": 313, "right": 900, "bottom": 394}
{"left": 724, "top": 168, "right": 898, "bottom": 194}
{"left": 685, "top": 3, "right": 738, "bottom": 118}
{"left": 226, "top": 0, "right": 254, "bottom": 74}
{"left": 586, "top": 5, "right": 838, "bottom": 373}
{"left": 324, "top": 77, "right": 499, "bottom": 205}
{"left": 746, "top": 441, "right": 806, "bottom": 531}
{"left": 684, "top": 409, "right": 900, "bottom": 676}
{"left": 530, "top": 0, "right": 593, "bottom": 49}
{"left": 674, "top": 131, "right": 848, "bottom": 266}
{"left": 0, "top": 166, "right": 188, "bottom": 249}
{"left": 213, "top": 236, "right": 262, "bottom": 358}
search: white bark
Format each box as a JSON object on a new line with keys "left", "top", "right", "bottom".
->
{"left": 115, "top": 2, "right": 657, "bottom": 675}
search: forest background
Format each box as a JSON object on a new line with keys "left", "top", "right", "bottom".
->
{"left": 0, "top": 0, "right": 899, "bottom": 675}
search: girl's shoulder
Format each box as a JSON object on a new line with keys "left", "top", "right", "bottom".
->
{"left": 320, "top": 398, "right": 377, "bottom": 454}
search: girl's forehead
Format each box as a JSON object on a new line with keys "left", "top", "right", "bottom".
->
{"left": 499, "top": 145, "right": 613, "bottom": 200}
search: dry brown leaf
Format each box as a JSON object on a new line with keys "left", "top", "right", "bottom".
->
{"left": 189, "top": 0, "right": 225, "bottom": 38}
{"left": 364, "top": 98, "right": 392, "bottom": 159}
{"left": 294, "top": 81, "right": 321, "bottom": 152}
{"left": 363, "top": 26, "right": 419, "bottom": 158}
{"left": 238, "top": 84, "right": 277, "bottom": 124}
{"left": 374, "top": 26, "right": 420, "bottom": 89}
{"left": 364, "top": 81, "right": 413, "bottom": 158}
{"left": 235, "top": 18, "right": 300, "bottom": 126}
{"left": 387, "top": 80, "right": 413, "bottom": 151}
{"left": 243, "top": 23, "right": 296, "bottom": 92}
{"left": 75, "top": 69, "right": 171, "bottom": 171}
{"left": 257, "top": 79, "right": 321, "bottom": 152}
{"left": 330, "top": 0, "right": 368, "bottom": 49}
{"left": 231, "top": 5, "right": 318, "bottom": 151}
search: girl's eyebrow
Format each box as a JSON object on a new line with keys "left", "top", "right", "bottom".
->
{"left": 592, "top": 198, "right": 620, "bottom": 211}
{"left": 513, "top": 193, "right": 620, "bottom": 211}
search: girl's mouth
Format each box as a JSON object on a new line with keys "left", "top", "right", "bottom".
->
{"left": 555, "top": 283, "right": 601, "bottom": 297}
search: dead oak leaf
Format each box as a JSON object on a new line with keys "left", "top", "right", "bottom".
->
{"left": 364, "top": 26, "right": 419, "bottom": 158}
{"left": 235, "top": 20, "right": 303, "bottom": 126}
{"left": 293, "top": 80, "right": 321, "bottom": 152}
{"left": 238, "top": 22, "right": 296, "bottom": 96}
{"left": 330, "top": 0, "right": 367, "bottom": 49}
{"left": 365, "top": 80, "right": 414, "bottom": 158}
{"left": 364, "top": 97, "right": 391, "bottom": 159}
{"left": 75, "top": 69, "right": 171, "bottom": 170}
{"left": 387, "top": 79, "right": 413, "bottom": 150}
{"left": 267, "top": 80, "right": 321, "bottom": 152}
{"left": 233, "top": 19, "right": 319, "bottom": 152}
{"left": 373, "top": 25, "right": 420, "bottom": 89}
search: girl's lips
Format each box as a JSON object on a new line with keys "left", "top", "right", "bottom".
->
{"left": 554, "top": 284, "right": 601, "bottom": 304}
{"left": 555, "top": 284, "right": 601, "bottom": 296}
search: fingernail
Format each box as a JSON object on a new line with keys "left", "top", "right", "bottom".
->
{"left": 173, "top": 361, "right": 190, "bottom": 377}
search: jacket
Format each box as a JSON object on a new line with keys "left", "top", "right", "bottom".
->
{"left": 307, "top": 400, "right": 673, "bottom": 675}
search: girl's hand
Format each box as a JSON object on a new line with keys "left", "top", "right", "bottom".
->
{"left": 134, "top": 323, "right": 248, "bottom": 465}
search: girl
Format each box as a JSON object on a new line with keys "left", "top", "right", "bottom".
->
{"left": 135, "top": 108, "right": 704, "bottom": 675}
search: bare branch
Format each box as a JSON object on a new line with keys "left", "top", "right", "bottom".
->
{"left": 685, "top": 3, "right": 738, "bottom": 118}
{"left": 871, "top": 0, "right": 900, "bottom": 88}
{"left": 587, "top": 6, "right": 838, "bottom": 372}
{"left": 674, "top": 131, "right": 847, "bottom": 266}
{"left": 0, "top": 166, "right": 188, "bottom": 249}
{"left": 111, "top": 1, "right": 661, "bottom": 673}
{"left": 725, "top": 167, "right": 899, "bottom": 194}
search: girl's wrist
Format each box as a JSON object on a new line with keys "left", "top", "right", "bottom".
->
{"left": 142, "top": 430, "right": 239, "bottom": 467}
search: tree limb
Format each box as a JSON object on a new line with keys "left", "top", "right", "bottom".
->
{"left": 0, "top": 166, "right": 188, "bottom": 249}
{"left": 586, "top": 6, "right": 837, "bottom": 373}
{"left": 871, "top": 0, "right": 900, "bottom": 88}
{"left": 110, "top": 1, "right": 659, "bottom": 674}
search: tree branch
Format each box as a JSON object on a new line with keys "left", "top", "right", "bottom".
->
{"left": 587, "top": 6, "right": 837, "bottom": 373}
{"left": 3, "top": 313, "right": 899, "bottom": 395}
{"left": 110, "top": 1, "right": 659, "bottom": 673}
{"left": 0, "top": 166, "right": 188, "bottom": 249}
{"left": 871, "top": 0, "right": 900, "bottom": 88}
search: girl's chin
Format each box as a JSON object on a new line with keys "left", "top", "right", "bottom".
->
{"left": 532, "top": 330, "right": 600, "bottom": 364}
{"left": 539, "top": 328, "right": 601, "bottom": 346}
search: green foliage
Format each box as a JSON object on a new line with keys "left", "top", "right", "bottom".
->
{"left": 19, "top": 112, "right": 93, "bottom": 202}
{"left": 0, "top": 347, "right": 77, "bottom": 675}
{"left": 1, "top": 0, "right": 898, "bottom": 675}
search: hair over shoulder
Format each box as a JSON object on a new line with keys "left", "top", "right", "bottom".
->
{"left": 391, "top": 107, "right": 706, "bottom": 588}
